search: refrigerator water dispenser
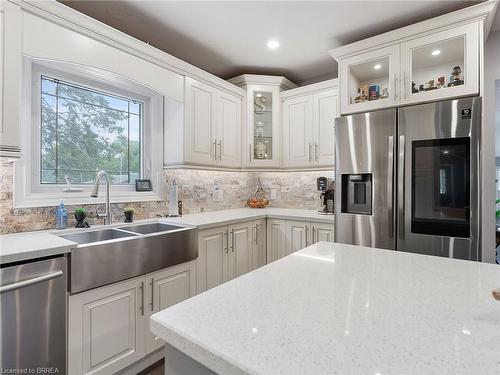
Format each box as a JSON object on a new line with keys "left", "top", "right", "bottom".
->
{"left": 341, "top": 174, "right": 372, "bottom": 215}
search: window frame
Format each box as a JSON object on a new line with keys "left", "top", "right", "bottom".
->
{"left": 15, "top": 58, "right": 164, "bottom": 208}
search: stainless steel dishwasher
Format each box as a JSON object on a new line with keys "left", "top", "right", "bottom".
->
{"left": 0, "top": 256, "right": 66, "bottom": 373}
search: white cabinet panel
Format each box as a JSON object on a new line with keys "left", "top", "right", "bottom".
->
{"left": 227, "top": 222, "right": 252, "bottom": 281}
{"left": 267, "top": 219, "right": 287, "bottom": 263}
{"left": 312, "top": 221, "right": 334, "bottom": 244}
{"left": 197, "top": 226, "right": 226, "bottom": 293}
{"left": 251, "top": 219, "right": 267, "bottom": 270}
{"left": 0, "top": 2, "right": 22, "bottom": 157}
{"left": 313, "top": 91, "right": 338, "bottom": 167}
{"left": 185, "top": 77, "right": 216, "bottom": 165}
{"left": 68, "top": 278, "right": 145, "bottom": 375}
{"left": 146, "top": 261, "right": 196, "bottom": 354}
{"left": 283, "top": 96, "right": 313, "bottom": 168}
{"left": 286, "top": 220, "right": 310, "bottom": 255}
{"left": 216, "top": 91, "right": 242, "bottom": 167}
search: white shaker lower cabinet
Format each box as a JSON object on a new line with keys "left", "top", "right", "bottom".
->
{"left": 311, "top": 221, "right": 334, "bottom": 243}
{"left": 267, "top": 219, "right": 334, "bottom": 263}
{"left": 197, "top": 226, "right": 227, "bottom": 293}
{"left": 197, "top": 221, "right": 255, "bottom": 293}
{"left": 68, "top": 278, "right": 145, "bottom": 375}
{"left": 251, "top": 219, "right": 267, "bottom": 270}
{"left": 145, "top": 262, "right": 196, "bottom": 354}
{"left": 227, "top": 222, "right": 253, "bottom": 281}
{"left": 68, "top": 261, "right": 196, "bottom": 375}
{"left": 286, "top": 220, "right": 311, "bottom": 255}
{"left": 266, "top": 219, "right": 287, "bottom": 263}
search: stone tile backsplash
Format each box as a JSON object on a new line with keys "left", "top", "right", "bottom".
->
{"left": 0, "top": 160, "right": 333, "bottom": 234}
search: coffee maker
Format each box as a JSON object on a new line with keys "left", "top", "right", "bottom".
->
{"left": 317, "top": 177, "right": 334, "bottom": 215}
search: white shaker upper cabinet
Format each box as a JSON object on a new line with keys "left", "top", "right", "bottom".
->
{"left": 282, "top": 95, "right": 314, "bottom": 168}
{"left": 400, "top": 23, "right": 479, "bottom": 105}
{"left": 185, "top": 77, "right": 217, "bottom": 166}
{"left": 313, "top": 90, "right": 338, "bottom": 167}
{"left": 339, "top": 45, "right": 400, "bottom": 115}
{"left": 216, "top": 91, "right": 242, "bottom": 168}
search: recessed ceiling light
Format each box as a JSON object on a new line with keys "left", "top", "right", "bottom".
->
{"left": 374, "top": 64, "right": 382, "bottom": 70}
{"left": 432, "top": 49, "right": 441, "bottom": 56}
{"left": 267, "top": 40, "right": 280, "bottom": 50}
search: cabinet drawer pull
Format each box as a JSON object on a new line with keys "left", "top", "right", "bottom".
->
{"left": 150, "top": 278, "right": 154, "bottom": 311}
{"left": 305, "top": 225, "right": 309, "bottom": 246}
{"left": 224, "top": 232, "right": 228, "bottom": 253}
{"left": 249, "top": 144, "right": 252, "bottom": 162}
{"left": 312, "top": 226, "right": 316, "bottom": 243}
{"left": 139, "top": 281, "right": 145, "bottom": 316}
{"left": 213, "top": 140, "right": 217, "bottom": 160}
{"left": 218, "top": 140, "right": 222, "bottom": 160}
{"left": 308, "top": 143, "right": 312, "bottom": 162}
{"left": 315, "top": 142, "right": 319, "bottom": 162}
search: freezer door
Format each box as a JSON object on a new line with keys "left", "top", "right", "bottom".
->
{"left": 334, "top": 108, "right": 396, "bottom": 250}
{"left": 398, "top": 97, "right": 481, "bottom": 261}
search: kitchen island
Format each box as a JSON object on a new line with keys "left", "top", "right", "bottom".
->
{"left": 151, "top": 242, "right": 500, "bottom": 375}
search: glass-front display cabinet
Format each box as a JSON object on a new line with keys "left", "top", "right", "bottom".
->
{"left": 339, "top": 45, "right": 400, "bottom": 114}
{"left": 228, "top": 75, "right": 296, "bottom": 168}
{"left": 252, "top": 90, "right": 274, "bottom": 161}
{"left": 400, "top": 23, "right": 479, "bottom": 104}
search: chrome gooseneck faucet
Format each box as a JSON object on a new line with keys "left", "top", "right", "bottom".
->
{"left": 91, "top": 170, "right": 112, "bottom": 225}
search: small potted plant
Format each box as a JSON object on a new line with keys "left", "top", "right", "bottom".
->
{"left": 74, "top": 207, "right": 89, "bottom": 228}
{"left": 124, "top": 207, "right": 134, "bottom": 223}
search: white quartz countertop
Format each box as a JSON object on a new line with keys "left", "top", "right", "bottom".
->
{"left": 162, "top": 207, "right": 333, "bottom": 228}
{"left": 151, "top": 242, "right": 500, "bottom": 375}
{"left": 0, "top": 231, "right": 76, "bottom": 264}
{"left": 0, "top": 208, "right": 332, "bottom": 265}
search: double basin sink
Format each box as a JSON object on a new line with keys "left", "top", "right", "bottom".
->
{"left": 58, "top": 223, "right": 198, "bottom": 294}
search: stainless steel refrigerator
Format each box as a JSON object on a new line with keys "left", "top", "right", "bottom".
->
{"left": 334, "top": 97, "right": 481, "bottom": 261}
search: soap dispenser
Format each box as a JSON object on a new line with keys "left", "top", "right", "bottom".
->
{"left": 55, "top": 201, "right": 68, "bottom": 229}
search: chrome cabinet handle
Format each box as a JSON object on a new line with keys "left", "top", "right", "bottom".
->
{"left": 308, "top": 143, "right": 312, "bottom": 162}
{"left": 213, "top": 140, "right": 217, "bottom": 160}
{"left": 398, "top": 135, "right": 405, "bottom": 240}
{"left": 403, "top": 71, "right": 407, "bottom": 100}
{"left": 249, "top": 144, "right": 252, "bottom": 162}
{"left": 315, "top": 142, "right": 319, "bottom": 162}
{"left": 393, "top": 73, "right": 397, "bottom": 102}
{"left": 149, "top": 278, "right": 154, "bottom": 311}
{"left": 231, "top": 229, "right": 235, "bottom": 253}
{"left": 224, "top": 232, "right": 228, "bottom": 253}
{"left": 0, "top": 270, "right": 63, "bottom": 294}
{"left": 305, "top": 225, "right": 309, "bottom": 246}
{"left": 312, "top": 226, "right": 316, "bottom": 244}
{"left": 253, "top": 224, "right": 257, "bottom": 244}
{"left": 218, "top": 140, "right": 222, "bottom": 160}
{"left": 387, "top": 136, "right": 394, "bottom": 238}
{"left": 139, "top": 281, "right": 145, "bottom": 316}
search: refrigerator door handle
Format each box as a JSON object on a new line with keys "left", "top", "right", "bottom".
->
{"left": 387, "top": 136, "right": 394, "bottom": 238}
{"left": 398, "top": 135, "right": 405, "bottom": 240}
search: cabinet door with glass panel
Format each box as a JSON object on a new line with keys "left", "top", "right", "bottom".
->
{"left": 339, "top": 45, "right": 400, "bottom": 114}
{"left": 247, "top": 85, "right": 281, "bottom": 168}
{"left": 400, "top": 23, "right": 479, "bottom": 105}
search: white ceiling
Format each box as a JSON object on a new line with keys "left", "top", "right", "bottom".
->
{"left": 60, "top": 0, "right": 484, "bottom": 85}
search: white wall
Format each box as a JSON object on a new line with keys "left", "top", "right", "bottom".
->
{"left": 483, "top": 29, "right": 500, "bottom": 263}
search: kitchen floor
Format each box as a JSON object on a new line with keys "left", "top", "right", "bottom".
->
{"left": 138, "top": 359, "right": 164, "bottom": 375}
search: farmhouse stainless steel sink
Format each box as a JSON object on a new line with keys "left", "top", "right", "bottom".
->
{"left": 117, "top": 223, "right": 183, "bottom": 235}
{"left": 58, "top": 222, "right": 197, "bottom": 294}
{"left": 58, "top": 228, "right": 137, "bottom": 244}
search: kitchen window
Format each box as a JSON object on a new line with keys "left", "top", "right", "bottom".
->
{"left": 15, "top": 59, "right": 163, "bottom": 208}
{"left": 40, "top": 76, "right": 143, "bottom": 185}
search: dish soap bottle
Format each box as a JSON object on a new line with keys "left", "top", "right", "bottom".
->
{"left": 55, "top": 201, "right": 68, "bottom": 229}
